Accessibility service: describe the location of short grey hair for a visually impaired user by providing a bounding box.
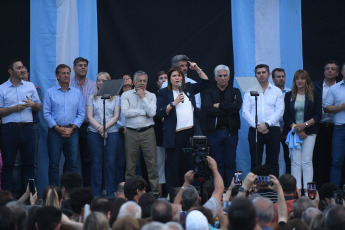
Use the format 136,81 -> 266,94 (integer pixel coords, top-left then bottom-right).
165,221 -> 183,230
214,64 -> 230,77
171,54 -> 190,67
142,222 -> 169,230
117,201 -> 142,219
181,185 -> 199,210
133,70 -> 148,82
252,197 -> 274,224
302,207 -> 322,227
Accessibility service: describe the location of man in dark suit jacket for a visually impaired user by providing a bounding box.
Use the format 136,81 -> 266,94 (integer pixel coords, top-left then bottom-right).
203,64 -> 242,187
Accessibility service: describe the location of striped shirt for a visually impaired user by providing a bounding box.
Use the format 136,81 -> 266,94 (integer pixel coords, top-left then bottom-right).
70,77 -> 96,122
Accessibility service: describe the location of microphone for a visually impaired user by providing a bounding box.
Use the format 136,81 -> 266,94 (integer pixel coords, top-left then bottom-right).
178,83 -> 184,103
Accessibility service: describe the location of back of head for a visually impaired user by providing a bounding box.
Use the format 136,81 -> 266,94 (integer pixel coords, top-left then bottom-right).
83,211 -> 109,230
228,197 -> 256,230
109,198 -> 127,227
165,221 -> 183,230
124,176 -> 147,201
36,206 -> 62,230
6,201 -> 28,230
189,205 -> 214,226
70,187 -> 94,214
252,197 -> 274,225
325,205 -> 345,230
319,183 -> 339,200
252,164 -> 272,176
291,197 -> 314,219
151,200 -> 172,223
27,206 -> 40,230
0,206 -> 16,230
302,207 -> 322,227
112,216 -> 139,230
142,221 -> 169,230
90,198 -> 112,217
186,210 -> 209,230
0,190 -> 14,206
284,219 -> 308,230
42,185 -> 62,208
181,185 -> 199,210
279,174 -> 297,194
117,201 -> 142,219
138,192 -> 156,218
60,172 -> 82,196
200,179 -> 214,205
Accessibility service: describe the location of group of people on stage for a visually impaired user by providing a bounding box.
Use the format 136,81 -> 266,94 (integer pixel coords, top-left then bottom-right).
0,55 -> 345,201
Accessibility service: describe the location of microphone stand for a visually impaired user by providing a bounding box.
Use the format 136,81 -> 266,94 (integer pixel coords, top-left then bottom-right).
101,94 -> 110,198
250,91 -> 259,167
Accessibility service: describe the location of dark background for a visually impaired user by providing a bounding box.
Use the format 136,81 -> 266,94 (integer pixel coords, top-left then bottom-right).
1,0 -> 345,86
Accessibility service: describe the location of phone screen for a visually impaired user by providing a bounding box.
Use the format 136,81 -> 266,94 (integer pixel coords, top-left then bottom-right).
29,179 -> 35,194
307,182 -> 316,200
255,176 -> 271,186
234,171 -> 242,186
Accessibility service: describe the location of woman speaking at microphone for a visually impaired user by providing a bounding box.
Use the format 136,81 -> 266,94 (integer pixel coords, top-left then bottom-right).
156,62 -> 209,200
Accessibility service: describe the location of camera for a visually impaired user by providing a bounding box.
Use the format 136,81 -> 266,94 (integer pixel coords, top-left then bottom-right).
183,136 -> 211,181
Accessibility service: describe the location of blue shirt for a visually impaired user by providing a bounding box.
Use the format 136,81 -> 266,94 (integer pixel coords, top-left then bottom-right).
0,79 -> 41,123
324,80 -> 345,125
43,85 -> 85,128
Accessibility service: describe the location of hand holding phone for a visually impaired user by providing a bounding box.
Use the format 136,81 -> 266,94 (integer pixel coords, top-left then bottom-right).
307,182 -> 316,200
28,179 -> 35,194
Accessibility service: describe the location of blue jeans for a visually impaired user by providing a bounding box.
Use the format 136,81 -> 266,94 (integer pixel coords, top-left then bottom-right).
48,128 -> 79,186
208,131 -> 238,187
88,131 -> 119,197
1,124 -> 35,191
330,125 -> 345,186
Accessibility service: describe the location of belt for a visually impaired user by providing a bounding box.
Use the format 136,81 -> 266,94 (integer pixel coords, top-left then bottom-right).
5,122 -> 34,127
127,125 -> 153,132
319,122 -> 334,128
216,126 -> 228,130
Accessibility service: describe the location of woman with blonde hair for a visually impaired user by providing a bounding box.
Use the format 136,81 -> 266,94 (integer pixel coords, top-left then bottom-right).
283,70 -> 322,193
42,185 -> 62,208
87,72 -> 121,197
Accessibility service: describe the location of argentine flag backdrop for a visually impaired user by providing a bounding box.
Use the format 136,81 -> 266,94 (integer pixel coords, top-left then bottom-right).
30,0 -> 98,192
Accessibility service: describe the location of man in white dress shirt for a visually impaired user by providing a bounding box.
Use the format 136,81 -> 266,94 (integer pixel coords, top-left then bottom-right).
121,70 -> 159,195
242,64 -> 284,177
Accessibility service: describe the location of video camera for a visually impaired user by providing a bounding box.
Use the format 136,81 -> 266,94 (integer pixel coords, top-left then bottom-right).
182,136 -> 211,182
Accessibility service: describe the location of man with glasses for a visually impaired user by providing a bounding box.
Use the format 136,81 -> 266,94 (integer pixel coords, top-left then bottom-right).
203,64 -> 242,187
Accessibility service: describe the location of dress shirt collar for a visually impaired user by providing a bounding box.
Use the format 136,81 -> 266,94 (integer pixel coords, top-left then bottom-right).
6,78 -> 24,87
56,84 -> 71,91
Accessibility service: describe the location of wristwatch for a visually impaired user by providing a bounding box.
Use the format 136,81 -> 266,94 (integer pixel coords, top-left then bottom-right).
72,126 -> 77,132
305,122 -> 309,127
265,122 -> 270,129
170,102 -> 175,108
239,186 -> 247,193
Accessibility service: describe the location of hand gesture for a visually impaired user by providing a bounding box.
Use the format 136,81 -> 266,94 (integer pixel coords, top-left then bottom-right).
174,92 -> 184,105
184,170 -> 194,185
136,89 -> 146,99
22,95 -> 35,108
206,156 -> 217,171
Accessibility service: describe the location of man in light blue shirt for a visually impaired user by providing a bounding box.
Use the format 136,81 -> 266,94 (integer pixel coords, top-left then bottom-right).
43,64 -> 84,186
324,62 -> 345,187
0,58 -> 41,192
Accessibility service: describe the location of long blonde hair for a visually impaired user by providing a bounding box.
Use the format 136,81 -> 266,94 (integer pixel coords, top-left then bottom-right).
291,69 -> 314,102
94,72 -> 114,101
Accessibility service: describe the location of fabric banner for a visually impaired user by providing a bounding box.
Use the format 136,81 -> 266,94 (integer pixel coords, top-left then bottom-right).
232,0 -> 303,175
30,0 -> 97,194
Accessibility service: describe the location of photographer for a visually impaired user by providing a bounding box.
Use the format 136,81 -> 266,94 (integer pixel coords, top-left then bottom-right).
174,156 -> 224,218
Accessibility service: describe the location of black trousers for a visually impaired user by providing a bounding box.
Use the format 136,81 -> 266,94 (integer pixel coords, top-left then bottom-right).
248,127 -> 281,177
166,128 -> 194,202
79,123 -> 91,187
313,125 -> 333,189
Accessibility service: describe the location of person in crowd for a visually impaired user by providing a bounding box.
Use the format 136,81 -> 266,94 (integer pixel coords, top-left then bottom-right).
121,70 -> 159,195
42,185 -> 62,208
112,215 -> 140,230
185,210 -> 209,230
87,72 -> 120,197
156,62 -> 209,200
109,198 -> 126,227
227,197 -> 258,230
242,64 -> 284,177
272,68 -> 291,174
252,197 -> 275,230
284,219 -> 308,230
283,69 -> 322,192
301,207 -> 322,227
83,211 -> 109,230
0,58 -> 41,193
318,182 -> 339,211
90,198 -> 112,220
124,175 -> 147,202
324,62 -> 345,187
115,182 -> 126,199
5,201 -> 28,230
70,57 -> 96,187
313,60 -> 339,189
60,172 -> 83,217
162,55 -> 201,110
203,64 -> 242,187
35,206 -> 62,230
324,205 -> 345,230
43,64 -> 84,186
273,174 -> 299,222
138,193 -> 156,219
151,200 -> 173,223
290,197 -> 314,220
174,156 -> 224,218
251,165 -> 278,202
154,70 -> 168,197
117,201 -> 142,219
69,187 -> 93,222
120,73 -> 134,94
